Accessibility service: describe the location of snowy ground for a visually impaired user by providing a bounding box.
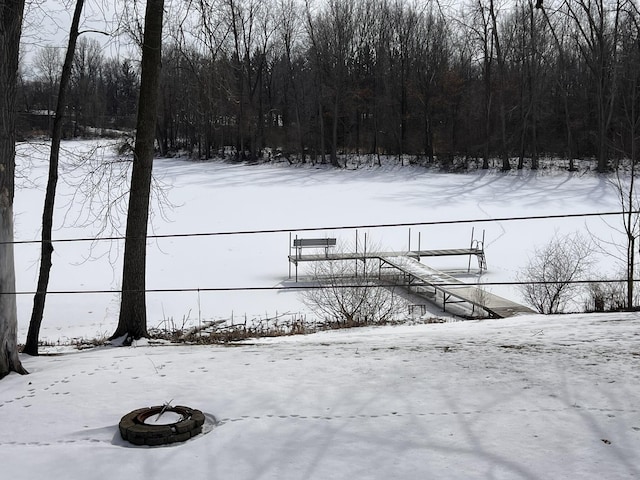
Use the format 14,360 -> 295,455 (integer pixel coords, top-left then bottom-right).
4,140 -> 640,478
2,313 -> 640,479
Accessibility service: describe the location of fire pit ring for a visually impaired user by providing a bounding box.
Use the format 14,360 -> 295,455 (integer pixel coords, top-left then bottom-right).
119,405 -> 206,446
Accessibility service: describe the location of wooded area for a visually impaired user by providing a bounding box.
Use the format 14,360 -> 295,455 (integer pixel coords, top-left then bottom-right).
16,0 -> 640,169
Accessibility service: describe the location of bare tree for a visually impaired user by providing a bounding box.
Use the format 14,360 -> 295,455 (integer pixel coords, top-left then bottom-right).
275,0 -> 306,159
302,256 -> 406,326
112,0 -> 165,343
588,6 -> 640,310
538,1 -> 579,170
170,0 -> 230,157
467,0 -> 496,169
306,0 -> 357,166
518,232 -> 593,314
512,0 -> 545,170
224,0 -> 274,160
488,0 -> 512,171
304,0 -> 328,164
388,1 -> 420,161
414,7 -> 449,163
32,46 -> 62,132
24,0 -> 85,356
69,37 -> 104,133
563,0 -> 623,173
615,5 -> 640,309
601,169 -> 640,310
0,0 -> 28,379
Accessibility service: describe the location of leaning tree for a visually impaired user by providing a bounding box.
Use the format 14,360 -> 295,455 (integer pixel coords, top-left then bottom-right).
24,0 -> 85,356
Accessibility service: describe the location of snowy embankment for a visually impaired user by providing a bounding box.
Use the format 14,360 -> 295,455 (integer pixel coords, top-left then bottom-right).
2,313 -> 639,479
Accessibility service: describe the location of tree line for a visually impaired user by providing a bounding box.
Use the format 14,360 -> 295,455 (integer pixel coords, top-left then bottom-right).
20,38 -> 139,136
17,0 -> 640,171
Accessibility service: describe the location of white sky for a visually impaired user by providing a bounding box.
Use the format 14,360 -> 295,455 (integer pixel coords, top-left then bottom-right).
21,0 -> 129,75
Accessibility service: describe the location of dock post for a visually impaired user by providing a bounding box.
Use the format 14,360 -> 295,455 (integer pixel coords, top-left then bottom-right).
364,232 -> 368,279
288,231 -> 292,279
355,229 -> 358,278
295,234 -> 299,282
480,229 -> 487,271
468,227 -> 475,273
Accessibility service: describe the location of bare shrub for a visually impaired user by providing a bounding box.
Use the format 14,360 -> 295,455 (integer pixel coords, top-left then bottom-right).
301,257 -> 407,326
584,281 -> 627,312
517,232 -> 593,314
470,277 -> 490,318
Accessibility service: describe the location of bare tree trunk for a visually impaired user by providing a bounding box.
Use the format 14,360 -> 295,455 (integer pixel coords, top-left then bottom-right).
529,2 -> 540,171
331,90 -> 340,167
539,5 -> 575,170
399,57 -> 406,161
564,94 -> 575,171
625,67 -> 638,309
304,0 -> 326,164
112,0 -> 164,343
0,0 -> 28,379
565,0 -> 621,173
229,0 -> 245,159
518,43 -> 528,171
317,90 -> 326,164
0,208 -> 26,379
489,0 -> 510,172
477,0 -> 492,170
24,0 -> 85,357
482,57 -> 491,170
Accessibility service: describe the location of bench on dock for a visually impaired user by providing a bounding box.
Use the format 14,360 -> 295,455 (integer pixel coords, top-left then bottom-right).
292,238 -> 337,258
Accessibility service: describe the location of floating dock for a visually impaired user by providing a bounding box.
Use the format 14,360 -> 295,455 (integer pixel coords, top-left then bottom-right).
287,230 -> 533,319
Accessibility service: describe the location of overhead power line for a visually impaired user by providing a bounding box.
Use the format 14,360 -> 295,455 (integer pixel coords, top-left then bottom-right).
4,278 -> 632,296
3,210 -> 636,299
6,210 -> 637,246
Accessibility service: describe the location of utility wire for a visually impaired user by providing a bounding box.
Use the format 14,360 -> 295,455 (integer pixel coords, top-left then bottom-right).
5,210 -> 637,246
4,278 -> 632,296
3,210 -> 635,297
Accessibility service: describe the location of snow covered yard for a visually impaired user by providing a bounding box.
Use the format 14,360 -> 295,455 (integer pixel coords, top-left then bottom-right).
2,313 -> 640,479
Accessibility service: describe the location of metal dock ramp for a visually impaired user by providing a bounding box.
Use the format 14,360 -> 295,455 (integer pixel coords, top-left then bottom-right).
380,256 -> 534,318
